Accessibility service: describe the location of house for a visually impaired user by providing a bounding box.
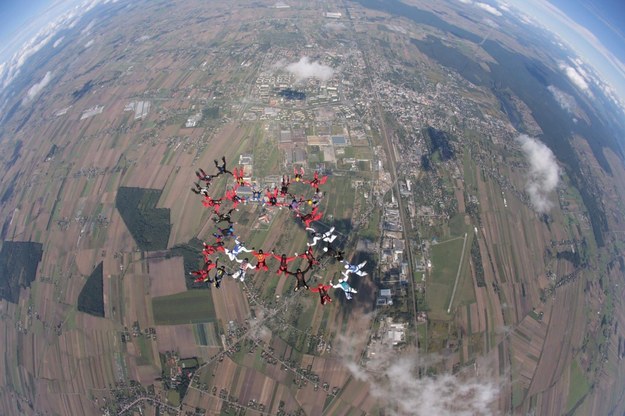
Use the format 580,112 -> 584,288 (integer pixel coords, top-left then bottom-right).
376,289 -> 393,306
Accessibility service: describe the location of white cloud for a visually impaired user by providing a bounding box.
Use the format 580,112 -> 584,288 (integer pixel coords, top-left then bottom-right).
84,39 -> 94,48
497,1 -> 510,12
558,63 -> 591,95
505,0 -> 625,104
483,18 -> 499,28
285,57 -> 334,82
457,0 -> 472,4
547,85 -> 576,114
81,19 -> 97,35
338,335 -> 500,416
476,3 -> 502,16
517,135 -> 560,213
24,71 -> 53,102
52,36 -> 64,48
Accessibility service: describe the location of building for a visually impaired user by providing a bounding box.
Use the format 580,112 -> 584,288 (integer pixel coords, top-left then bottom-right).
185,113 -> 202,128
239,153 -> 253,165
280,130 -> 292,144
292,147 -> 307,163
331,135 -> 348,146
307,135 -> 332,146
236,185 -> 254,198
386,322 -> 407,345
376,288 -> 393,306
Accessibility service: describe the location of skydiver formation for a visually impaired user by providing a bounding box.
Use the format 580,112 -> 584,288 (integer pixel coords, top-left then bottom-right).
188,156 -> 368,305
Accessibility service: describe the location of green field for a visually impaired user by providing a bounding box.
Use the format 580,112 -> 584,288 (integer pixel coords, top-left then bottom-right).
152,290 -> 217,325
427,236 -> 467,320
322,176 -> 355,228
253,133 -> 280,177
135,336 -> 155,366
115,187 -> 171,251
194,322 -> 220,346
566,359 -> 590,413
448,213 -> 469,237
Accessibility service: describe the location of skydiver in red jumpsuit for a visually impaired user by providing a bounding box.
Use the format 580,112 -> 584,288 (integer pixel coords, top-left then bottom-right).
272,252 -> 298,276
310,283 -> 333,305
252,249 -> 269,271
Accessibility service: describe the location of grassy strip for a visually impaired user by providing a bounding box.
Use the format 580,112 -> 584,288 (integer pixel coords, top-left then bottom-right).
152,290 -> 217,325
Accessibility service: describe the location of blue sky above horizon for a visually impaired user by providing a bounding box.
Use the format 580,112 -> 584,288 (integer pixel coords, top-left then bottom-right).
548,0 -> 625,63
506,0 -> 625,104
0,1 -> 49,44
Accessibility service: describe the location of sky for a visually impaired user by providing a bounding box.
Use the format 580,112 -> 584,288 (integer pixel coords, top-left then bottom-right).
1,0 -> 625,105
548,0 -> 625,63
0,1 -> 51,53
0,1 -> 48,42
0,0 -> 89,63
505,0 -> 625,105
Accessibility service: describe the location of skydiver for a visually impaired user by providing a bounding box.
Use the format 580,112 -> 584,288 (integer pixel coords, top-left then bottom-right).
296,206 -> 323,228
287,195 -> 305,211
265,187 -> 282,207
341,259 -> 368,277
211,234 -> 226,251
202,195 -> 223,213
250,186 -> 263,204
331,275 -> 358,300
285,263 -> 312,291
202,240 -> 225,261
213,208 -> 236,225
189,259 -> 219,283
309,190 -> 325,207
298,246 -> 320,267
202,242 -> 218,258
191,182 -> 210,196
217,224 -> 236,238
293,166 -> 305,182
210,265 -> 227,288
272,252 -> 298,276
232,167 -> 251,188
225,238 -> 253,261
225,187 -> 245,209
195,168 -> 215,185
322,244 -> 345,262
280,175 -> 290,196
305,170 -> 328,191
214,156 -> 233,176
190,267 -> 210,283
310,283 -> 333,305
232,257 -> 252,281
306,226 -> 337,247
252,249 -> 269,271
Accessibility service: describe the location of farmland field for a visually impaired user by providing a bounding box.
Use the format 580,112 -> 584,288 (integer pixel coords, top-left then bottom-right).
427,235 -> 470,320
152,290 -> 217,325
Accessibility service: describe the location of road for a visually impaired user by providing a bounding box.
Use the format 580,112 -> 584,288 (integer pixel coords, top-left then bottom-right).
447,232 -> 468,314
343,4 -> 419,344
